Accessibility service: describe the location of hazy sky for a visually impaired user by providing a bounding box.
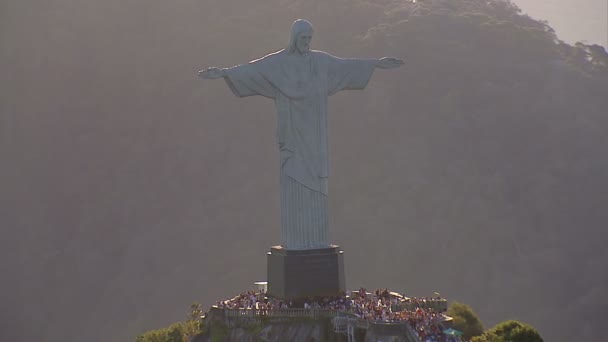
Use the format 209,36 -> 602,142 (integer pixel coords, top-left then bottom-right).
513,0 -> 607,46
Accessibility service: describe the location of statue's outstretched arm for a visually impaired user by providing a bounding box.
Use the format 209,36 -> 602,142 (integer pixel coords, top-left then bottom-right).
198,67 -> 227,79
375,57 -> 405,69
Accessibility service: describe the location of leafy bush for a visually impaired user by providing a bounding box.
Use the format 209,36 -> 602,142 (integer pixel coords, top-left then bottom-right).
447,302 -> 484,340
472,320 -> 543,342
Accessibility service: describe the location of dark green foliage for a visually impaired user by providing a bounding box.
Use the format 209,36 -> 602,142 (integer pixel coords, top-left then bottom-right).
447,302 -> 484,340
472,320 -> 543,342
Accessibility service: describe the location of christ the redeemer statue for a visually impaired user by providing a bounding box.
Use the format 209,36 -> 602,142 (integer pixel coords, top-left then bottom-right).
199,19 -> 403,250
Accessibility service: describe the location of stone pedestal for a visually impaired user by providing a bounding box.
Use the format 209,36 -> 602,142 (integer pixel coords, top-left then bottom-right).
267,245 -> 345,300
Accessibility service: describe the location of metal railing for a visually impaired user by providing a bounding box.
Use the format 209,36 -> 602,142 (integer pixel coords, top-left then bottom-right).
220,307 -> 338,319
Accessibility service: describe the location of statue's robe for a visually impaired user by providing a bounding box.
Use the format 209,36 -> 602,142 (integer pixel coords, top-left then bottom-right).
224,49 -> 376,249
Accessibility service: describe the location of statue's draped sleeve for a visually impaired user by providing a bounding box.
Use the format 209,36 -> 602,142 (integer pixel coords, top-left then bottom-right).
326,55 -> 376,96
223,55 -> 278,99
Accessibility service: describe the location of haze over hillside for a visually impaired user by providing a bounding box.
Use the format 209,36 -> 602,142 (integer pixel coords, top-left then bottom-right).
513,0 -> 607,46
1,1 -> 607,341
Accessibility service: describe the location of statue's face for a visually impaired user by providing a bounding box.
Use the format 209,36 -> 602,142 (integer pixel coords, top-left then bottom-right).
296,30 -> 313,54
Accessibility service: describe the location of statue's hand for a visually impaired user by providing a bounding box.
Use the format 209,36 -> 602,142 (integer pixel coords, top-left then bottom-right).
198,67 -> 226,79
376,57 -> 405,69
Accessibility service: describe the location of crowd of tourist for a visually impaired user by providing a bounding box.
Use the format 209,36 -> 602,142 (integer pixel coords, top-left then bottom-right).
213,287 -> 459,341
214,289 -> 352,312
349,288 -> 454,341
406,307 -> 451,342
215,290 -> 267,310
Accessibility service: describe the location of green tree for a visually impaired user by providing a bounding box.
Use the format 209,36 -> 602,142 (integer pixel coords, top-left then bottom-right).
447,302 -> 484,340
135,322 -> 185,342
135,303 -> 205,342
184,303 -> 205,339
472,320 -> 543,342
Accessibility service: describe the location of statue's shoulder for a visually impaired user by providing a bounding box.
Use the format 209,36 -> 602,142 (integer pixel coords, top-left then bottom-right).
310,50 -> 338,65
310,50 -> 331,59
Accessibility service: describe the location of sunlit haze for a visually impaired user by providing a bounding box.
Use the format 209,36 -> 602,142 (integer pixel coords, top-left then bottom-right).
514,0 -> 607,46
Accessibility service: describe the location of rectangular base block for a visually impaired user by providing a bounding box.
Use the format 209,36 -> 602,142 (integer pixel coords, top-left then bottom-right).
267,245 -> 345,300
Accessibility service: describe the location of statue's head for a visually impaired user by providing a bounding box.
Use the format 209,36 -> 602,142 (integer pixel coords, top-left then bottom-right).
288,19 -> 314,55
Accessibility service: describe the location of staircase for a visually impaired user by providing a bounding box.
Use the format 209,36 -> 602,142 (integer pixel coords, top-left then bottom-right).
333,313 -> 357,342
